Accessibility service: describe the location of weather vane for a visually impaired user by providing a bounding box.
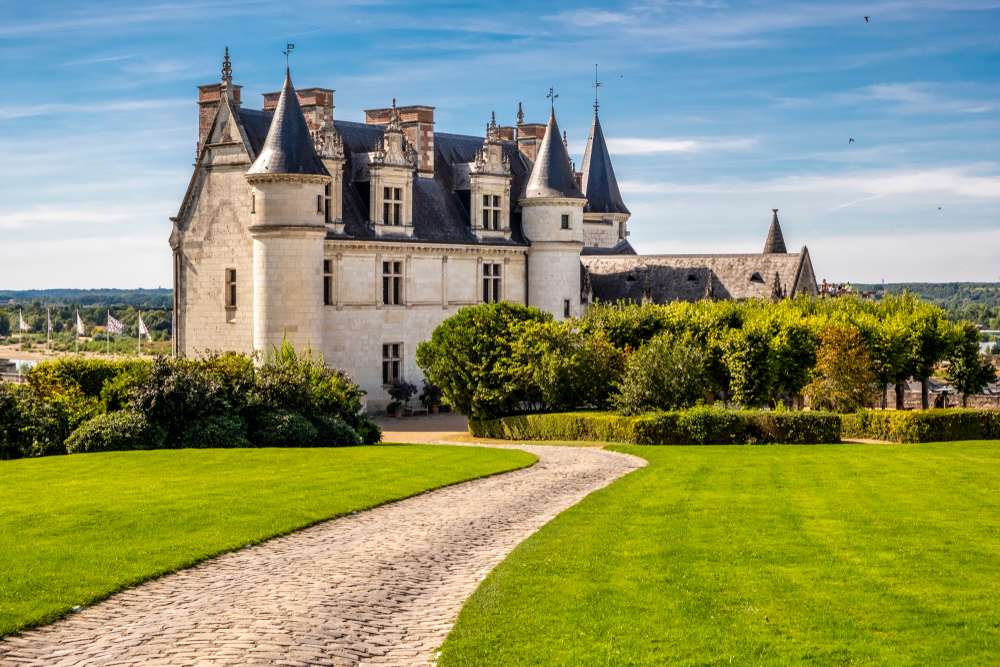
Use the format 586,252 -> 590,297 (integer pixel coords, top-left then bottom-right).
283,43 -> 295,67
547,87 -> 558,110
593,63 -> 602,112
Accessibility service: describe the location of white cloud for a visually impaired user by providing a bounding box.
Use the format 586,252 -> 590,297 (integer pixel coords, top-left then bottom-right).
0,98 -> 188,120
835,82 -> 1000,115
605,136 -> 759,154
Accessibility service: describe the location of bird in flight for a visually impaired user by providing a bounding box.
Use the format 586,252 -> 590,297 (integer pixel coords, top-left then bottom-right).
864,16 -> 869,22
849,138 -> 855,144
938,207 -> 942,210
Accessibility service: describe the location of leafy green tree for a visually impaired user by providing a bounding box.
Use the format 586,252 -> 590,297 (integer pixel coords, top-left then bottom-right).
805,324 -> 877,413
416,302 -> 551,419
614,333 -> 707,415
578,300 -> 670,351
946,322 -> 999,406
725,324 -> 776,409
770,316 -> 818,405
0,312 -> 11,338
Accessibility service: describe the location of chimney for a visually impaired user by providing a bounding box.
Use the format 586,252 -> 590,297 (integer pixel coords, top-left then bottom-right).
365,104 -> 436,178
499,126 -> 516,141
516,122 -> 546,163
197,48 -> 242,156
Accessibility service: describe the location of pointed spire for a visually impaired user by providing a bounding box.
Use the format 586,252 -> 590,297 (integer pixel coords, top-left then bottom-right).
763,209 -> 787,254
247,70 -> 329,177
580,108 -> 629,215
517,102 -> 524,125
221,47 -> 232,83
524,108 -> 585,199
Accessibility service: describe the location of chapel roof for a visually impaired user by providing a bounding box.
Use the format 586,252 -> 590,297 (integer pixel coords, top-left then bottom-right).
763,209 -> 787,254
246,70 -> 329,177
524,109 -> 586,200
582,248 -> 816,304
580,111 -> 629,215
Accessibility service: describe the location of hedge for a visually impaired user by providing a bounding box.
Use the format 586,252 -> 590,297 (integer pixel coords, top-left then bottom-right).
842,409 -> 1000,443
469,408 -> 842,445
65,411 -> 167,454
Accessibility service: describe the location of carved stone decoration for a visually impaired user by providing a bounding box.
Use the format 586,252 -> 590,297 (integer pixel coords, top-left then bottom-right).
470,112 -> 510,177
370,100 -> 416,169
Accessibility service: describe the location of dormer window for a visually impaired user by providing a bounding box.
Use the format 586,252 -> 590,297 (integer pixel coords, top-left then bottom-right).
482,195 -> 501,230
382,187 -> 402,226
686,274 -> 698,282
750,272 -> 765,283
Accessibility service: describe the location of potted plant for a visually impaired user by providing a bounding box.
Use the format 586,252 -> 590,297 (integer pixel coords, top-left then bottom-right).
420,379 -> 443,415
387,400 -> 404,419
388,379 -> 417,417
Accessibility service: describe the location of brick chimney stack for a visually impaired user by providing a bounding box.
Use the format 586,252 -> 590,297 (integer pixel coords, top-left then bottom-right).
197,48 -> 242,157
365,104 -> 436,178
263,87 -> 335,134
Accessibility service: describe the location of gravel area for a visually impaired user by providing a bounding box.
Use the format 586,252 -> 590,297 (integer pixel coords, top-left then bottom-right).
0,444 -> 645,666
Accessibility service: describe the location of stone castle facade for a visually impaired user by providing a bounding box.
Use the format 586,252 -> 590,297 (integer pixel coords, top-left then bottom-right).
170,50 -> 818,409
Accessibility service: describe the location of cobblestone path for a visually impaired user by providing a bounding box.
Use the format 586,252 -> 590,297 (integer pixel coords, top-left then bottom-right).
0,445 -> 645,667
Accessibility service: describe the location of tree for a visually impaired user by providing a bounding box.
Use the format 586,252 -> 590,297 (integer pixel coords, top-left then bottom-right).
804,324 -> 876,413
416,302 -> 552,419
578,300 -> 671,351
946,322 -> 999,407
725,324 -> 776,409
613,333 -> 707,415
770,317 -> 818,406
0,312 -> 10,338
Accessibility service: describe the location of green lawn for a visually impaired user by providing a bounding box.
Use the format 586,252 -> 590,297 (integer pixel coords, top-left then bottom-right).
0,444 -> 536,638
440,442 -> 1000,666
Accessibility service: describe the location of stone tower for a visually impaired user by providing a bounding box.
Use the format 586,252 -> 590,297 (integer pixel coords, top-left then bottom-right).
246,69 -> 331,357
580,106 -> 631,247
520,108 -> 587,320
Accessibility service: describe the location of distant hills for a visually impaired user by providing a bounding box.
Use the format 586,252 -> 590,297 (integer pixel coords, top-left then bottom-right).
0,289 -> 172,309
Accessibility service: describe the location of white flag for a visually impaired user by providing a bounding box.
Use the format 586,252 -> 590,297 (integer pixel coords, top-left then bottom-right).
138,315 -> 152,342
76,312 -> 85,335
19,311 -> 28,332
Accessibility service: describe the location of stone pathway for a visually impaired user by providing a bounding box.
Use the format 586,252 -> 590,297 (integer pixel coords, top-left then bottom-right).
0,445 -> 645,667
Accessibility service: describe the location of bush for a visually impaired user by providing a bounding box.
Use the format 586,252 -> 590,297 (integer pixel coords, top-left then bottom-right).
386,400 -> 403,414
349,415 -> 382,445
178,413 -> 251,449
0,382 -> 28,460
614,334 -> 707,415
65,411 -> 167,454
27,358 -> 145,399
469,408 -> 841,445
310,413 -> 362,447
251,409 -> 319,448
129,357 -> 231,441
842,408 -> 1000,443
19,386 -> 102,457
805,324 -> 877,413
388,379 -> 417,404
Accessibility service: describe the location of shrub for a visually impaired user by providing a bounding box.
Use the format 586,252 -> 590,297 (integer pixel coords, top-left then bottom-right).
313,370 -> 364,417
349,415 -> 382,445
386,400 -> 403,414
725,324 -> 776,409
251,409 -> 319,448
27,358 -> 145,399
843,408 -> 1000,443
388,379 -> 417,404
805,324 -> 877,413
129,357 -> 231,441
65,411 -> 167,454
416,302 -> 552,419
19,386 -> 102,457
310,414 -> 362,447
419,380 -> 443,408
614,334 -> 707,415
99,363 -> 151,412
0,382 -> 28,460
578,301 -> 671,351
178,414 -> 251,449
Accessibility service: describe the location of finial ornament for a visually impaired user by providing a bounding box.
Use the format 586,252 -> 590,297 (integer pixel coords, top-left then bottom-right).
593,63 -> 602,113
222,47 -> 232,80
563,131 -> 568,151
773,208 -> 779,213
283,43 -> 295,67
517,102 -> 524,125
547,87 -> 558,109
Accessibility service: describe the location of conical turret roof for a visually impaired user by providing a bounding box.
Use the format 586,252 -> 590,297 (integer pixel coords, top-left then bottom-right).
763,209 -> 787,254
247,70 -> 329,177
524,108 -> 584,199
580,111 -> 629,215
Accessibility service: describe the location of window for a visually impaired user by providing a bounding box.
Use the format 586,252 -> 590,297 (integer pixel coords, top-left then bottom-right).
317,194 -> 323,213
382,343 -> 402,384
383,187 -> 390,224
483,263 -> 502,303
564,299 -> 571,318
324,184 -> 332,223
225,269 -> 236,307
251,194 -> 256,214
393,188 -> 402,225
619,221 -> 625,239
323,259 -> 333,306
561,214 -> 570,229
482,194 -> 501,230
382,261 -> 403,305
381,187 -> 402,226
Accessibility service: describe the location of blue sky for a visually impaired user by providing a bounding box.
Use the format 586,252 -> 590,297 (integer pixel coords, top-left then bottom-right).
1,0 -> 997,289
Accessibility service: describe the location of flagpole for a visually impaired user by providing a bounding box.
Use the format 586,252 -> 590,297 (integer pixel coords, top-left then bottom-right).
76,310 -> 79,355
18,309 -> 22,378
138,311 -> 142,356
107,310 -> 110,356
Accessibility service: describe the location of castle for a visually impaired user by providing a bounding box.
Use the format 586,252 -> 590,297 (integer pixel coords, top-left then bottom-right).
170,51 -> 818,409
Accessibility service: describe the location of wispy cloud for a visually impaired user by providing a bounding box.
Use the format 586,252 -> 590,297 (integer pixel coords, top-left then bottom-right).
0,99 -> 188,120
836,82 -> 1000,115
605,136 -> 759,154
58,54 -> 139,67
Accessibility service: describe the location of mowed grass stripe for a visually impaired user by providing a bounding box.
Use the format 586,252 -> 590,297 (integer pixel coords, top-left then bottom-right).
0,445 -> 537,638
439,443 -> 1000,666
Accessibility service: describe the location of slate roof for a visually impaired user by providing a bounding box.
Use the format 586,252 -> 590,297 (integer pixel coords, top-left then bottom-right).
247,71 -> 329,177
580,111 -> 629,215
581,239 -> 638,256
582,249 -> 816,304
524,109 -> 585,199
763,209 -> 787,254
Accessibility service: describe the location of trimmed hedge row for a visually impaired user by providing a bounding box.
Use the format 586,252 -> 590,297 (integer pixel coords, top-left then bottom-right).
842,409 -> 1000,443
469,408 -> 842,445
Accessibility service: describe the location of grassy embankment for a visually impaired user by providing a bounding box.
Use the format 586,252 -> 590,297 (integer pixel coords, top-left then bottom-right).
441,442 -> 1000,666
0,445 -> 536,637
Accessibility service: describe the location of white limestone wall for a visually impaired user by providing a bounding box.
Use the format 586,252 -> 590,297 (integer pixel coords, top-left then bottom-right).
526,244 -> 583,321
520,199 -> 583,244
250,180 -> 327,226
583,222 -> 618,248
176,167 -> 256,356
321,243 -> 526,409
252,228 -> 326,356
